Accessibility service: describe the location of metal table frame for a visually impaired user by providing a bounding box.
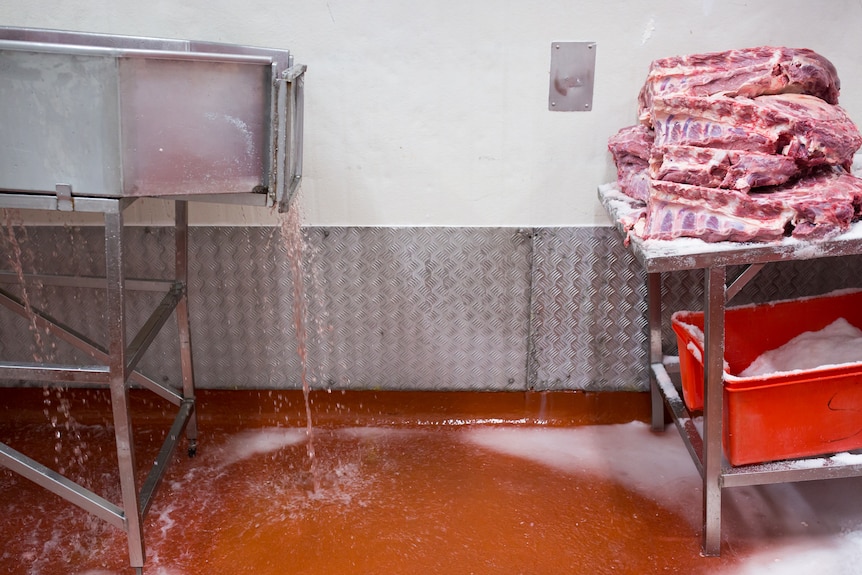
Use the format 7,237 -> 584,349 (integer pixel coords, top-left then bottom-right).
0,194 -> 198,574
600,185 -> 862,555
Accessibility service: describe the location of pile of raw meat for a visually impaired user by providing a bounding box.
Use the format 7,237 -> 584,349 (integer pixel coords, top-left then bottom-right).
608,46 -> 862,243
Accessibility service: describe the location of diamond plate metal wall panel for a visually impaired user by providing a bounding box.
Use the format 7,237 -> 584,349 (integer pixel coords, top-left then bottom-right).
305,227 -> 532,391
0,226 -> 106,367
0,225 -> 183,382
3,224 -> 862,392
186,225 -> 308,390
530,227 -> 649,391
527,228 -> 862,392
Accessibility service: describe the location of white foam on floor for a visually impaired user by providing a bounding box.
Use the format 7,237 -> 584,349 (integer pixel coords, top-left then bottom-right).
728,533 -> 862,575
464,422 -> 862,574
216,427 -> 307,467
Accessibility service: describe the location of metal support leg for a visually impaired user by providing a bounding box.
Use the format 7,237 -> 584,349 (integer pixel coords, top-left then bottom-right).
702,266 -> 726,556
174,201 -> 198,456
0,195 -> 199,572
104,206 -> 145,569
648,272 -> 664,431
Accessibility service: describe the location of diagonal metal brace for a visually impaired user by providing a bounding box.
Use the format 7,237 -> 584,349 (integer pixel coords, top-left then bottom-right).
0,286 -> 183,405
725,263 -> 766,304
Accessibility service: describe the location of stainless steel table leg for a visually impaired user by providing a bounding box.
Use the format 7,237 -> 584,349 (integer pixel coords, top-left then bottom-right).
648,272 -> 664,431
174,200 -> 198,456
702,266 -> 726,556
104,205 -> 146,568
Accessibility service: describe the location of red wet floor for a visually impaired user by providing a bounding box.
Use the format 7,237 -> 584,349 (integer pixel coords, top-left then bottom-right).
1,388 -> 861,575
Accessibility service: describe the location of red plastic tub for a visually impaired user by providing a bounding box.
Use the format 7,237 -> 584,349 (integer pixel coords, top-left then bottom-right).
671,289 -> 862,466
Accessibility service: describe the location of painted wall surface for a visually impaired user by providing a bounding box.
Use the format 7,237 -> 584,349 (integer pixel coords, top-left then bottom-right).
3,1 -> 862,227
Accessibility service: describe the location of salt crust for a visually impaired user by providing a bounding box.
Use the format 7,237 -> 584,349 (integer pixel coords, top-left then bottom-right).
671,288 -> 862,379
740,318 -> 862,377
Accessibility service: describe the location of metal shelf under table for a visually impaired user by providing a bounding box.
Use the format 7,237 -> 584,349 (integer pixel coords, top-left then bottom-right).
598,184 -> 862,556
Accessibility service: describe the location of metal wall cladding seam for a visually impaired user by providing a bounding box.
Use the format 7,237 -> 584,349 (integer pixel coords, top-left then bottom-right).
3,225 -> 862,392
529,227 -> 649,392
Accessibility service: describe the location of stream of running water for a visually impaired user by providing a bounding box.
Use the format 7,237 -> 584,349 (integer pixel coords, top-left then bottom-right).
279,200 -> 319,489
2,200 -> 322,487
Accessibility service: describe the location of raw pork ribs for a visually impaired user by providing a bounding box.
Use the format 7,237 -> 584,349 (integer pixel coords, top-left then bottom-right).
608,46 -> 862,243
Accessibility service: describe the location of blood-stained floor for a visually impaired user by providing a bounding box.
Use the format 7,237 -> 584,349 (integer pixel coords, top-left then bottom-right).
1,388 -> 860,575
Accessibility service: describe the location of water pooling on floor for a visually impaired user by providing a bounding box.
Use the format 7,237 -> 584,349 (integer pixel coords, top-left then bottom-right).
5,389 -> 862,574
6,207 -> 862,574
0,391 -> 691,575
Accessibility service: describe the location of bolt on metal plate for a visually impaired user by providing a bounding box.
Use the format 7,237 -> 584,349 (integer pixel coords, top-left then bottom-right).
549,42 -> 596,112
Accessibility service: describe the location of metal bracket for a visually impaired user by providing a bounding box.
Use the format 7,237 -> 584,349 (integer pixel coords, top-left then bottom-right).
55,183 -> 74,211
283,63 -> 307,83
273,63 -> 306,212
549,42 -> 596,112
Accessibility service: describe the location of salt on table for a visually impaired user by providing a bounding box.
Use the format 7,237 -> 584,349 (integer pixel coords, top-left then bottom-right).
740,318 -> 862,377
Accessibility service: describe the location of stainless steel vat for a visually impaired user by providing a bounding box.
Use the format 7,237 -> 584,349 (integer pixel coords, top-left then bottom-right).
0,26 -> 304,210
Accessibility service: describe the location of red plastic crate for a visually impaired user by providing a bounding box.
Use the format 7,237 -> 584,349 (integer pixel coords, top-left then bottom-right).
671,289 -> 862,466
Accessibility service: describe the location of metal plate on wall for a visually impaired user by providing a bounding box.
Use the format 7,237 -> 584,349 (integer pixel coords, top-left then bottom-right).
548,42 -> 596,112
4,225 -> 862,392
0,226 -> 533,392
529,227 -> 649,391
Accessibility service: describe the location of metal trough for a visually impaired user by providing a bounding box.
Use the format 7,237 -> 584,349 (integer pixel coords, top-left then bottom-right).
0,26 -> 304,210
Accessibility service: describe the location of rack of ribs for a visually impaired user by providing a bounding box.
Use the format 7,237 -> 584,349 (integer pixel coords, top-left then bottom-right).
608,46 -> 862,243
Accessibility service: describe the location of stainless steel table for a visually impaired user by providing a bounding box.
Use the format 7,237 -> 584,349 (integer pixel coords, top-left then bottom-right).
599,184 -> 862,555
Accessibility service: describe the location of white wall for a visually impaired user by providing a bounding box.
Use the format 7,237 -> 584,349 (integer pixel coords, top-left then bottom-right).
3,0 -> 862,227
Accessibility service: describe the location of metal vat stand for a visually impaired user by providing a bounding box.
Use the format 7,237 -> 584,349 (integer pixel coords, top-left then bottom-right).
0,194 -> 198,574
599,185 -> 862,556
0,26 -> 306,572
